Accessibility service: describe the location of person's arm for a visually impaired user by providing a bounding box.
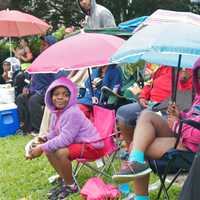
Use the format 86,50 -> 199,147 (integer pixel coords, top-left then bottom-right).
20,51 -> 33,62
67,70 -> 78,79
138,85 -> 152,108
100,9 -> 116,28
40,111 -> 81,152
139,85 -> 151,100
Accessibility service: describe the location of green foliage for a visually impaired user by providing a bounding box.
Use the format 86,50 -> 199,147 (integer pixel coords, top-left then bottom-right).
52,26 -> 66,41
1,135 -> 181,200
29,36 -> 42,58
6,0 -> 200,30
0,40 -> 10,62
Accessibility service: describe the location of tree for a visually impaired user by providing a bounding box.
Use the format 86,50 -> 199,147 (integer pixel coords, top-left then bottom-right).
0,0 -> 11,10
7,0 -> 200,29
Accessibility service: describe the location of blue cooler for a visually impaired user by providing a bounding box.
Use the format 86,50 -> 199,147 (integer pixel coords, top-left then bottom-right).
0,103 -> 20,137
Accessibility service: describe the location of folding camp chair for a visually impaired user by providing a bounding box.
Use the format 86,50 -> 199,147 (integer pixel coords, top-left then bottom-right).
149,119 -> 200,200
73,105 -> 120,190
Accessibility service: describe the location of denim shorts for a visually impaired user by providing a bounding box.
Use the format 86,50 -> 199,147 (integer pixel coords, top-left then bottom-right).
116,102 -> 143,127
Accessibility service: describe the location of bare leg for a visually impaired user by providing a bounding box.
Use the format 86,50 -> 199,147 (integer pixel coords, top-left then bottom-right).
133,136 -> 186,196
133,175 -> 150,196
45,148 -> 73,185
132,111 -> 173,153
118,121 -> 134,148
131,111 -> 187,196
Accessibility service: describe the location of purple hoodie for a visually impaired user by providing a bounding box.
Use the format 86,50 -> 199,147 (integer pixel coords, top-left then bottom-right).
41,77 -> 103,152
172,58 -> 200,152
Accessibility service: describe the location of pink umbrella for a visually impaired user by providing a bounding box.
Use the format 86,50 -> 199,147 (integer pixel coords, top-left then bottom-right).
0,9 -> 49,37
27,33 -> 125,73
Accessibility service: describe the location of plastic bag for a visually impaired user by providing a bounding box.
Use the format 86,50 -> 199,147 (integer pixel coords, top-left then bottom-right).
81,177 -> 121,200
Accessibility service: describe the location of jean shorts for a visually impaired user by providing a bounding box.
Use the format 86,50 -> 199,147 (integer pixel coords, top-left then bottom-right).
116,102 -> 143,127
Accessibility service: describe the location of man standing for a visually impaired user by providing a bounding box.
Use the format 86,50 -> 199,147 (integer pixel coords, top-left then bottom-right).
77,0 -> 116,28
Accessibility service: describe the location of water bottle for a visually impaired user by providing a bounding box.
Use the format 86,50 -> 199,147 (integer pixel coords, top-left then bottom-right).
118,183 -> 130,198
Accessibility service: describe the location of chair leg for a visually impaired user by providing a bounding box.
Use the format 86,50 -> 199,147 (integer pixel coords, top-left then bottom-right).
84,163 -> 112,179
166,169 -> 182,191
157,173 -> 170,200
72,173 -> 81,191
154,160 -> 171,200
73,162 -> 84,177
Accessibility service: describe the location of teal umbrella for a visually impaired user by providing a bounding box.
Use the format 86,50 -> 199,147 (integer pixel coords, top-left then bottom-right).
111,22 -> 200,68
111,22 -> 200,101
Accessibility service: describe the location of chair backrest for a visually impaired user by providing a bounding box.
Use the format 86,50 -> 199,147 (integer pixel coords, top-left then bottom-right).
92,105 -> 117,155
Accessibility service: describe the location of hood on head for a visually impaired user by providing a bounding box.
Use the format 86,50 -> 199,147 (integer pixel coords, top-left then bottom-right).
192,57 -> 200,95
77,0 -> 96,15
45,77 -> 77,112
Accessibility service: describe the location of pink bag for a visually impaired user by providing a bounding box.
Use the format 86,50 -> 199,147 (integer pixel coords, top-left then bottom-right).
80,177 -> 121,200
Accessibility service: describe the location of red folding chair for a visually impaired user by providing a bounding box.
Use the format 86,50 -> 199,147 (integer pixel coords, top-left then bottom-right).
73,105 -> 120,190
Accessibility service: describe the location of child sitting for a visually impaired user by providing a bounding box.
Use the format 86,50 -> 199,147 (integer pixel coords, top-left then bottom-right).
27,77 -> 104,199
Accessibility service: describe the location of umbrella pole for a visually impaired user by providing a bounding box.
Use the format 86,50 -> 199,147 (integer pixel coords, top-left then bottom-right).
172,54 -> 182,103
9,37 -> 12,57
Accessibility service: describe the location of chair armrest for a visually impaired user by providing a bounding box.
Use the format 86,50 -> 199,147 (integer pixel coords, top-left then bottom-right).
101,86 -> 127,99
84,131 -> 121,144
181,119 -> 200,131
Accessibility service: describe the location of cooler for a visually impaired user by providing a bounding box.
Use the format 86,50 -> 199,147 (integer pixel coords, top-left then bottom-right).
0,103 -> 20,137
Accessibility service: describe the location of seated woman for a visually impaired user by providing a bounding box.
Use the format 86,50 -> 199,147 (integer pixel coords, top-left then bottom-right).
78,64 -> 122,118
12,38 -> 33,70
112,59 -> 200,200
116,66 -> 192,148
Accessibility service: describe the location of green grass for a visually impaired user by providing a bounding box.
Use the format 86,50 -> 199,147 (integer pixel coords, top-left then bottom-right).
0,135 -> 181,200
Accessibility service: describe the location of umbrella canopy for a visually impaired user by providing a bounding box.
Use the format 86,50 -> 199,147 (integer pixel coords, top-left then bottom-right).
111,22 -> 200,68
27,33 -> 125,73
118,16 -> 148,32
0,9 -> 49,37
137,9 -> 200,30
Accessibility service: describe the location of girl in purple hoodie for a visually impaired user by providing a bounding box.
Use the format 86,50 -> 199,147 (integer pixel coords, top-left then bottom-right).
28,77 -> 104,199
112,58 -> 200,200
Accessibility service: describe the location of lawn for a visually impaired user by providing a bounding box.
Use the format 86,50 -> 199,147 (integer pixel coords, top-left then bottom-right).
0,135 -> 181,200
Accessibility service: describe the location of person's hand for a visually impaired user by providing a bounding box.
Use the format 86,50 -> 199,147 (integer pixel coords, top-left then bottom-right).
92,96 -> 99,104
37,136 -> 48,143
167,115 -> 179,129
167,102 -> 180,118
2,71 -> 9,81
22,87 -> 29,96
139,98 -> 148,108
27,145 -> 43,160
92,80 -> 97,89
129,84 -> 142,95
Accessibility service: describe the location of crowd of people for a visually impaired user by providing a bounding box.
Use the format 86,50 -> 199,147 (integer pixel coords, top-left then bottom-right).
1,0 -> 200,200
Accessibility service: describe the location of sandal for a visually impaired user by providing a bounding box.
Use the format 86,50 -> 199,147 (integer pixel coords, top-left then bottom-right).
47,179 -> 64,200
58,184 -> 78,199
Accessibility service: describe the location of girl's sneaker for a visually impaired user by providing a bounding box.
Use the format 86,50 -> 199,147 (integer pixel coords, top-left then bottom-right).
112,161 -> 152,183
58,184 -> 78,199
